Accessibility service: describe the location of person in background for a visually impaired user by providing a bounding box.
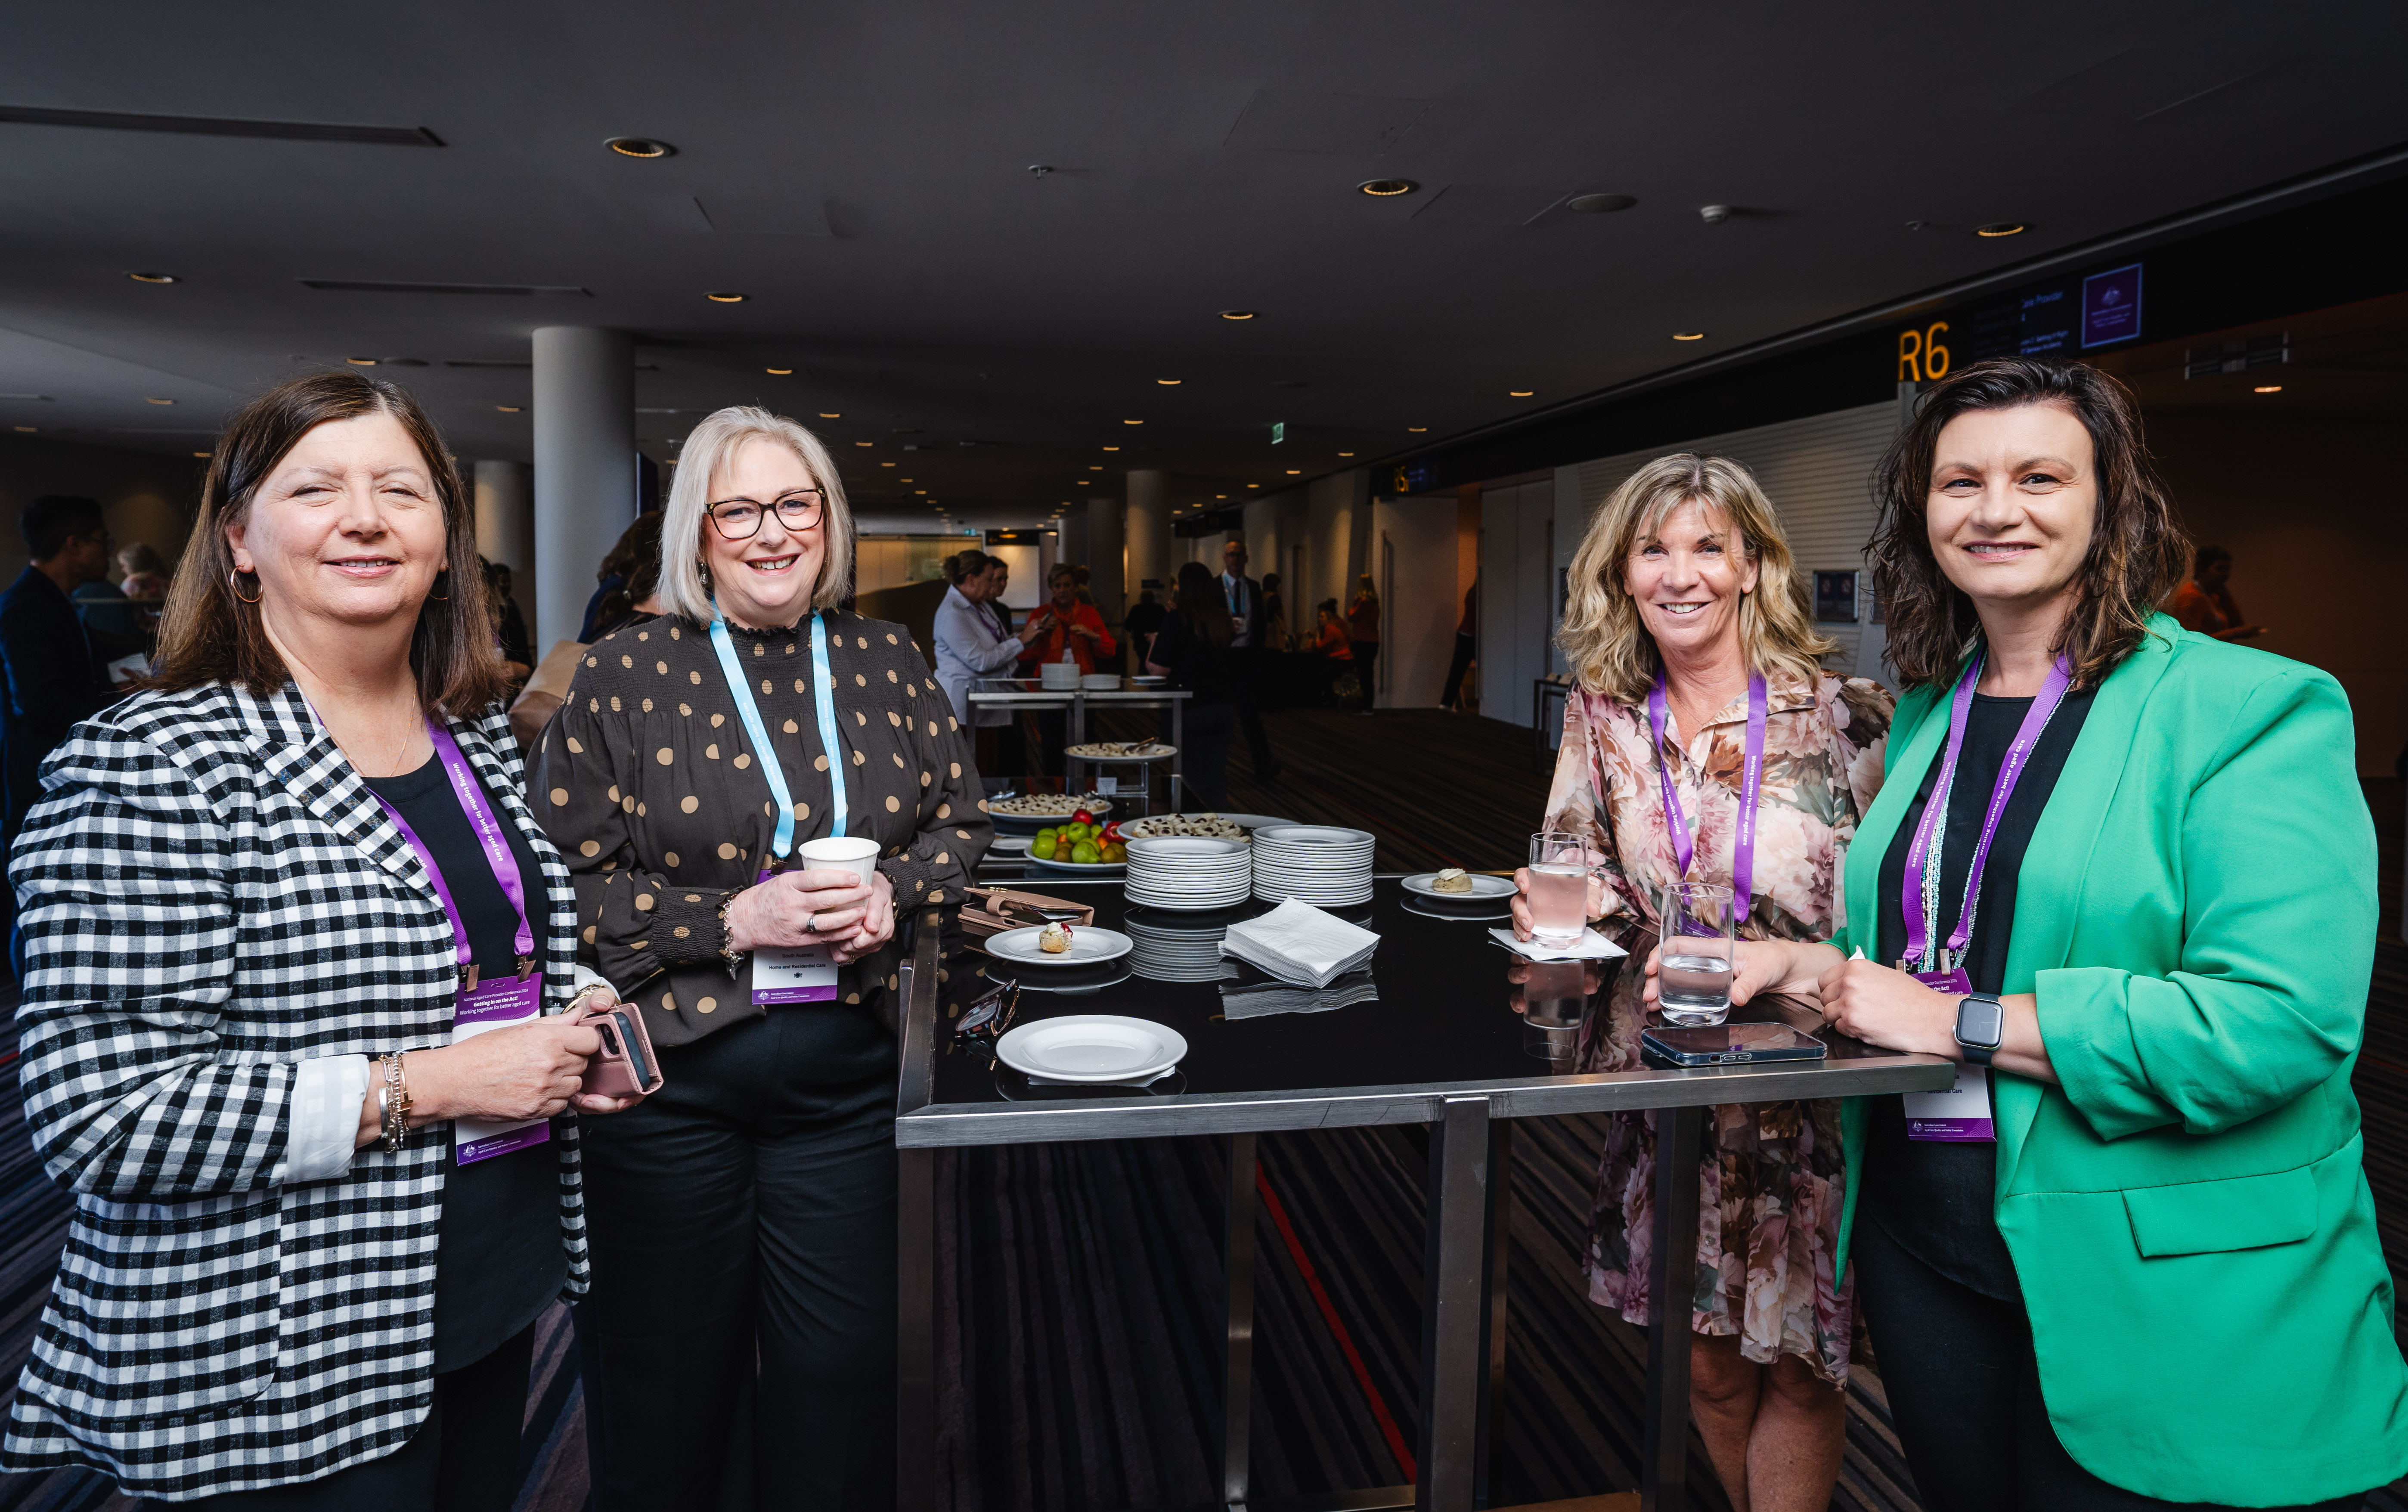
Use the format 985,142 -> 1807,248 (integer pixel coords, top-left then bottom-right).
1070,561 -> 1095,607
1512,452 -> 1894,1512
1123,584 -> 1167,665
1261,570 -> 1290,651
0,371 -> 630,1509
1221,539 -> 1282,782
72,570 -> 148,673
1441,583 -> 1478,712
1019,562 -> 1115,673
1148,560 -> 1237,809
933,547 -> 1042,780
1,496 -> 115,852
1310,598 -> 1352,705
585,513 -> 663,642
579,513 -> 661,643
2166,544 -> 2265,642
483,559 -> 533,678
116,542 -> 170,600
1708,358 -> 2405,1509
1346,573 -> 1381,713
535,405 -> 988,1511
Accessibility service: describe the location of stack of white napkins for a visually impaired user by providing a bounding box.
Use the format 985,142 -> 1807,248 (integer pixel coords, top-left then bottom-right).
1488,926 -> 1629,962
1220,898 -> 1380,987
1222,968 -> 1381,1019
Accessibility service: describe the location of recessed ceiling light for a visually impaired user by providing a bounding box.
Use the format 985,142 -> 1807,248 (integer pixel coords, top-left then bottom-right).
192,450 -> 213,459
765,367 -> 792,375
880,461 -> 896,467
346,357 -> 378,366
1219,310 -> 1256,320
1358,178 -> 1419,197
1102,445 -> 1120,452
1246,483 -> 1261,489
915,490 -> 927,495
1123,418 -> 1144,425
705,291 -> 747,303
1407,425 -> 1427,433
606,137 -> 674,158
146,397 -> 174,406
1337,451 -> 1354,457
2254,384 -> 2283,393
1157,378 -> 1181,386
1215,493 -> 1228,499
854,440 -> 873,447
1508,390 -> 1534,398
1672,332 -> 1707,341
818,411 -> 841,418
126,270 -> 179,284
900,477 -> 913,482
1975,222 -> 2025,238
1088,465 -> 1103,470
1285,469 -> 1302,475
496,404 -> 523,413
12,425 -> 35,433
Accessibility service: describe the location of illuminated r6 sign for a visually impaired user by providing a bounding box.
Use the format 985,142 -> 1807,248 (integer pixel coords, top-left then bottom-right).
1897,322 -> 1951,382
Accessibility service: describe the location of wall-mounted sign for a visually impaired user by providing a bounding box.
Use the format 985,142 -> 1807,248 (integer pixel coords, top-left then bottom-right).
1391,459 -> 1437,493
2081,263 -> 2143,349
1271,421 -> 1285,444
1897,322 -> 1951,381
1813,570 -> 1859,624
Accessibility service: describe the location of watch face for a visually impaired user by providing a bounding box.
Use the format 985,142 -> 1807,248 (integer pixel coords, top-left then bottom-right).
1960,998 -> 2006,1048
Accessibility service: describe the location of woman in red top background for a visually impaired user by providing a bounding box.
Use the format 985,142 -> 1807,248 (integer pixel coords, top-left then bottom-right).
1018,562 -> 1118,674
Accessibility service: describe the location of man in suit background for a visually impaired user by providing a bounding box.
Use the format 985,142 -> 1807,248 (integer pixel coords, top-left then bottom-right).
1221,538 -> 1281,784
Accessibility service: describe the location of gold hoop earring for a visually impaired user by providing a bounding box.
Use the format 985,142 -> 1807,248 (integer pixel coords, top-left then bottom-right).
229,568 -> 263,604
428,570 -> 450,602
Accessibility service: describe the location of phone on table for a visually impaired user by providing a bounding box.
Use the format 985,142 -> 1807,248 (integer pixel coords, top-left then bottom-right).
1640,1022 -> 1827,1069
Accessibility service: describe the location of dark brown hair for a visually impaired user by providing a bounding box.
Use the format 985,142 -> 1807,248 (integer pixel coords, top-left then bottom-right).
1867,357 -> 2188,691
150,371 -> 508,716
1172,560 -> 1233,647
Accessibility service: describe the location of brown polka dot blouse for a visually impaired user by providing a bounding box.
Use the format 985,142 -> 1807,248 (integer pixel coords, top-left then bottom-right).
530,610 -> 992,1047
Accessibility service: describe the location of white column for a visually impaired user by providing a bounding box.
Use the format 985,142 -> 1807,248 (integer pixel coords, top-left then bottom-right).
1085,497 -> 1125,624
1124,470 -> 1171,603
472,459 -> 535,629
533,327 -> 635,650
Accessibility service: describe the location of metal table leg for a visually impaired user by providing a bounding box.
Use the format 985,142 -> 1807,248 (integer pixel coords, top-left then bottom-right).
1170,697 -> 1185,810
1476,1119 -> 1513,1507
1417,1096 -> 1492,1512
1639,1105 -> 1706,1512
895,931 -> 940,1512
1225,1132 -> 1260,1508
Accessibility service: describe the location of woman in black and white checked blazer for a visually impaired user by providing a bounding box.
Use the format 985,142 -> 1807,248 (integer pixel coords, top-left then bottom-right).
1,373 -> 639,1509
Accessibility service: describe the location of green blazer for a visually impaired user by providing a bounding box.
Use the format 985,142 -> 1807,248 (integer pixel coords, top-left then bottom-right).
1833,616 -> 2408,1505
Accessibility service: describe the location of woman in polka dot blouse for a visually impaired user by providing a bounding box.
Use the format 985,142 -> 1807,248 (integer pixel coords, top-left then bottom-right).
531,407 -> 989,1511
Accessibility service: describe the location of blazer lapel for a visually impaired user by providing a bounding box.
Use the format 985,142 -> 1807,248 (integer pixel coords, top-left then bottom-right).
247,683 -> 436,901
1993,618 -> 2180,1186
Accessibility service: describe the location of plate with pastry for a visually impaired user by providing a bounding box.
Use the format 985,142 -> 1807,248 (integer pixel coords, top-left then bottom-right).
1402,868 -> 1517,900
982,922 -> 1134,967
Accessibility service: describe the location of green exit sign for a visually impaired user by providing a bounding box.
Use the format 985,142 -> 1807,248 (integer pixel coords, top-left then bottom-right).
1271,422 -> 1284,444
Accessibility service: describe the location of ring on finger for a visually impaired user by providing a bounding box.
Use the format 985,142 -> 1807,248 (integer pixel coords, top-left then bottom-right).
803,911 -> 818,933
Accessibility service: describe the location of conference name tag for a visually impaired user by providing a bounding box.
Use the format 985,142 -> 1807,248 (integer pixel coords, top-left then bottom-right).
451,973 -> 550,1165
753,943 -> 840,1006
1905,1063 -> 1994,1142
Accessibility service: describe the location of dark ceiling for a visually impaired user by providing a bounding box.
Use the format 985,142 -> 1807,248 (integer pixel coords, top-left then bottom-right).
2,1 -> 2403,531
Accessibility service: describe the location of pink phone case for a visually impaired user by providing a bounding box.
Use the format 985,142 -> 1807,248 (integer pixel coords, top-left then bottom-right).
581,1005 -> 664,1097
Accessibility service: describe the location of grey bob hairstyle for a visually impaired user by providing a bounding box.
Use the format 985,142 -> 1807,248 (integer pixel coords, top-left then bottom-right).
656,406 -> 855,621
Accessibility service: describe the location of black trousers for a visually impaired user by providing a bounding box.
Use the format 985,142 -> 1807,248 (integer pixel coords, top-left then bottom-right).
578,1004 -> 899,1512
1348,640 -> 1379,709
1853,1216 -> 2363,1512
1180,702 -> 1235,810
151,1324 -> 533,1512
1440,632 -> 1475,709
1228,647 -> 1277,774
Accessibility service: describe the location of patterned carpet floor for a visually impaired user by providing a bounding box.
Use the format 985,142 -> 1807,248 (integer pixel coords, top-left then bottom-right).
2,719 -> 2403,1512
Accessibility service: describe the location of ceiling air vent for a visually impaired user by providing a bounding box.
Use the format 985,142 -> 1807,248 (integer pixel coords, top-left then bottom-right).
300,281 -> 590,296
0,105 -> 440,146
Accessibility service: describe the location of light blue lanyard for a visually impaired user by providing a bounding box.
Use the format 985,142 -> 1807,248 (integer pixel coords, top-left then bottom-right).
707,607 -> 848,861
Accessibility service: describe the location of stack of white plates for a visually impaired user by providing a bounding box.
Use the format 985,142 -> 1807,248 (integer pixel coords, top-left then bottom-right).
1250,825 -> 1376,907
1124,910 -> 1243,982
1124,835 -> 1252,911
1040,661 -> 1082,690
1080,672 -> 1121,691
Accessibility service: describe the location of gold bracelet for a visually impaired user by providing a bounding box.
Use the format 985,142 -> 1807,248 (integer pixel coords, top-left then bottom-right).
380,1052 -> 412,1154
564,982 -> 615,1017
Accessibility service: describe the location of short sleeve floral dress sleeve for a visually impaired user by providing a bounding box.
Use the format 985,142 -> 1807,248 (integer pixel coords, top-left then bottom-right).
1544,671 -> 1893,1385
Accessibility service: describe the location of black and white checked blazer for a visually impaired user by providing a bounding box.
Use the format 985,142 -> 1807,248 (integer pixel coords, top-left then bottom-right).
1,681 -> 588,1500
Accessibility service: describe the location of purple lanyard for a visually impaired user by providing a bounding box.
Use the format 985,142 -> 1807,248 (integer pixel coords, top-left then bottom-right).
368,720 -> 537,988
1900,653 -> 2073,972
1646,672 -> 1768,905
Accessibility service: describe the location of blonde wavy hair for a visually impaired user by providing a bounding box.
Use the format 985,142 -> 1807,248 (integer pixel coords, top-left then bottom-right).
657,406 -> 855,622
1556,452 -> 1833,703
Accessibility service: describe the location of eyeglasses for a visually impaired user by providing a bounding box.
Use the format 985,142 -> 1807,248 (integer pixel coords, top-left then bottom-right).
705,489 -> 825,539
951,976 -> 1020,1059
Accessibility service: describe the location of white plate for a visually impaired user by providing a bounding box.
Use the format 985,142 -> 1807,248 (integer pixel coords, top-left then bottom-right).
1127,889 -> 1252,908
988,834 -> 1033,855
1402,895 -> 1514,922
996,1014 -> 1188,1083
1127,835 -> 1247,859
1064,743 -> 1177,761
984,925 -> 1134,967
1027,855 -> 1129,877
1253,824 -> 1376,846
1401,871 -> 1516,900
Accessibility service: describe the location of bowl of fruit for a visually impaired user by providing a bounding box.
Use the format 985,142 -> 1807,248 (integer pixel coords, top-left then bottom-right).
1027,809 -> 1129,874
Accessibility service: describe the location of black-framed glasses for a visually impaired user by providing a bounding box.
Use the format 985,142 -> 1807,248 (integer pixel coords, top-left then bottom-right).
705,489 -> 825,539
951,976 -> 1020,1054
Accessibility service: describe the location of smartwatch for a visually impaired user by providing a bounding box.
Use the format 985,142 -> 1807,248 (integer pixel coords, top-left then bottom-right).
1954,993 -> 2005,1067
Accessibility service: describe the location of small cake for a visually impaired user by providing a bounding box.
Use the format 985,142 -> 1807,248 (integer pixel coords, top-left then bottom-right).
1038,922 -> 1074,954
1432,868 -> 1474,893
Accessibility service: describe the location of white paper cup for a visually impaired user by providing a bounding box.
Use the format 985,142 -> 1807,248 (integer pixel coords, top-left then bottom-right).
798,836 -> 880,889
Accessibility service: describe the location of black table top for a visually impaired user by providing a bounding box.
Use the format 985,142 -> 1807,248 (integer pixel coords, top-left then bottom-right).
896,877 -> 1954,1147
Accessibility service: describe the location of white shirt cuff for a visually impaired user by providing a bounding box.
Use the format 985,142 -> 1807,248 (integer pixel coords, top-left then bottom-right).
287,1053 -> 371,1183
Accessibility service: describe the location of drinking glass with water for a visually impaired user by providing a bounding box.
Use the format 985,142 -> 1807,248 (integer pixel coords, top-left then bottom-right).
1658,881 -> 1736,1025
1525,831 -> 1599,943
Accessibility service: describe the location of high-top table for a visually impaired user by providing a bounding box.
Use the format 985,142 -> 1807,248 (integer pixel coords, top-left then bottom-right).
965,675 -> 1193,800
892,879 -> 1952,1512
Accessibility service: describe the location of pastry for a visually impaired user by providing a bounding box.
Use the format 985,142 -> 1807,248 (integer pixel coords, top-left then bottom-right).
1432,868 -> 1473,893
1038,922 -> 1073,954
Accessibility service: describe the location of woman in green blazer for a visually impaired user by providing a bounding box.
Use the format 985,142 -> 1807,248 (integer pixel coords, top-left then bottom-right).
1667,358 -> 2407,1510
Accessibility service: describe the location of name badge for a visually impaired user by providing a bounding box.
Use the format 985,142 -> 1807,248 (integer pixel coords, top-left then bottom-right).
1905,1063 -> 1994,1142
450,973 -> 550,1165
753,943 -> 840,1006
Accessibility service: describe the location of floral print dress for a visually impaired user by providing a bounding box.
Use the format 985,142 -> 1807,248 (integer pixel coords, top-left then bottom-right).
1546,671 -> 1893,1384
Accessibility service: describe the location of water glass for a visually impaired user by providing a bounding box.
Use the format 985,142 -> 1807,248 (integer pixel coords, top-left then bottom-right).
1525,831 -> 1598,944
1658,881 -> 1736,1025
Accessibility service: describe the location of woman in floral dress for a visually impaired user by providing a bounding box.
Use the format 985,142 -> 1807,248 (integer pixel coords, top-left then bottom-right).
1511,454 -> 1892,1512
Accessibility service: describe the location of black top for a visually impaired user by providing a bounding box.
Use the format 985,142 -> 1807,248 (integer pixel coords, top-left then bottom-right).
1865,685 -> 2095,1300
0,567 -> 112,833
363,751 -> 565,1373
1149,612 -> 1235,705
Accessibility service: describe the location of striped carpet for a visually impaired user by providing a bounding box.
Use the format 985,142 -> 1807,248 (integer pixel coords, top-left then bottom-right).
3,722 -> 2404,1512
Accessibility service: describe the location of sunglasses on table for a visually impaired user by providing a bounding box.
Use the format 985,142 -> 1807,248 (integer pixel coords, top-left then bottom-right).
705,489 -> 826,539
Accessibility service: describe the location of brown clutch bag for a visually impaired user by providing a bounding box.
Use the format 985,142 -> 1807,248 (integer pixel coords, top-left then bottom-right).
581,1004 -> 665,1098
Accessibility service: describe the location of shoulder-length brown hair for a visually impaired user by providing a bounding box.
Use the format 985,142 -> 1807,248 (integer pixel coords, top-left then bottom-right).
151,371 -> 508,716
1868,358 -> 2188,691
